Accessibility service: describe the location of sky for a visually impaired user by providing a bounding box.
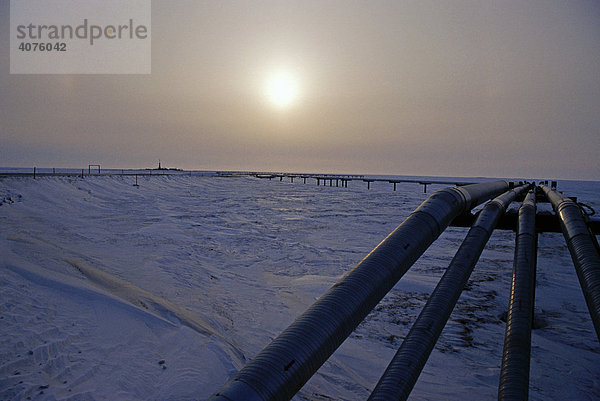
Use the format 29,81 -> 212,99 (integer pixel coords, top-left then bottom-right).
1,1 -> 599,180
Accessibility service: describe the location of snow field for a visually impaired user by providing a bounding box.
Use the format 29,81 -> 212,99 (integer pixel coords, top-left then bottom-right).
0,174 -> 598,400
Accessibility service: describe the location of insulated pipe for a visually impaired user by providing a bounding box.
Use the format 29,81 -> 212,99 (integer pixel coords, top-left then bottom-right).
540,185 -> 600,341
209,181 -> 510,401
368,184 -> 528,401
498,189 -> 537,400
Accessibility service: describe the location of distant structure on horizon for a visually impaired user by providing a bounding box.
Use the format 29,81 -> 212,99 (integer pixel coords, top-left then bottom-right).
150,159 -> 182,171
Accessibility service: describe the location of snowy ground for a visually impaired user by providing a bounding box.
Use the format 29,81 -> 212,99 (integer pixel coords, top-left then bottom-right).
0,173 -> 598,400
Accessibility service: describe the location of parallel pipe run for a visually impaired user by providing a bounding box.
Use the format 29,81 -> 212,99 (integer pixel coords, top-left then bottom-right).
368,185 -> 528,401
540,185 -> 600,341
209,181 -> 510,401
499,190 -> 537,401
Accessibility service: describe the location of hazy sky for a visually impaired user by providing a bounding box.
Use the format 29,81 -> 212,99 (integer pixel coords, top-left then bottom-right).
1,1 -> 599,179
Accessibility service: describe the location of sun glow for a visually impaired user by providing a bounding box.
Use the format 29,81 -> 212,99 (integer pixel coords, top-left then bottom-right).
264,71 -> 299,109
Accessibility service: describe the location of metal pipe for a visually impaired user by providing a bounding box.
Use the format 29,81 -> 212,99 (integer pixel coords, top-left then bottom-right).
540,185 -> 600,340
498,190 -> 537,400
209,181 -> 510,401
368,185 -> 528,401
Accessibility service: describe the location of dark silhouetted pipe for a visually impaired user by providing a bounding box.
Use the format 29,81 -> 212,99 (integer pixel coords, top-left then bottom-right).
540,185 -> 600,341
368,184 -> 528,401
209,181 -> 510,401
498,190 -> 537,401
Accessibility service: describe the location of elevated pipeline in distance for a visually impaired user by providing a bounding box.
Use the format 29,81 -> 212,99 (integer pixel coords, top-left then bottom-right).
540,185 -> 600,341
498,189 -> 537,400
368,184 -> 529,401
209,181 -> 510,401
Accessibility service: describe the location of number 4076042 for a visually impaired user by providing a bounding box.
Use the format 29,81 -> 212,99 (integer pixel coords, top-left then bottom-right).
18,42 -> 67,51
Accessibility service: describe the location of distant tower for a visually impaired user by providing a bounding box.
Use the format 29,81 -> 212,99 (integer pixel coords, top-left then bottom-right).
158,159 -> 162,169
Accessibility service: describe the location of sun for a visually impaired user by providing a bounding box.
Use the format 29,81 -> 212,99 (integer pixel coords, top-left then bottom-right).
264,71 -> 299,109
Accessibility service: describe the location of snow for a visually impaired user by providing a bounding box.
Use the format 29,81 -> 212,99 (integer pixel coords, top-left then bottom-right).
1,172 -> 598,400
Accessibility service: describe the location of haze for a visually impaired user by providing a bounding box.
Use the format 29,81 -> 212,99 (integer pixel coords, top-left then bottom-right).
1,1 -> 599,180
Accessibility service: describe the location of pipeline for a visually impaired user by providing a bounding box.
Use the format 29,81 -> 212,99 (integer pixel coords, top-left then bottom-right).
498,190 -> 537,400
368,184 -> 529,401
209,181 -> 510,401
540,185 -> 600,341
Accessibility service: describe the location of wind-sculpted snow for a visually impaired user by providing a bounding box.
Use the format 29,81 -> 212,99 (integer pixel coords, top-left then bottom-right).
65,258 -> 245,359
0,174 -> 598,400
